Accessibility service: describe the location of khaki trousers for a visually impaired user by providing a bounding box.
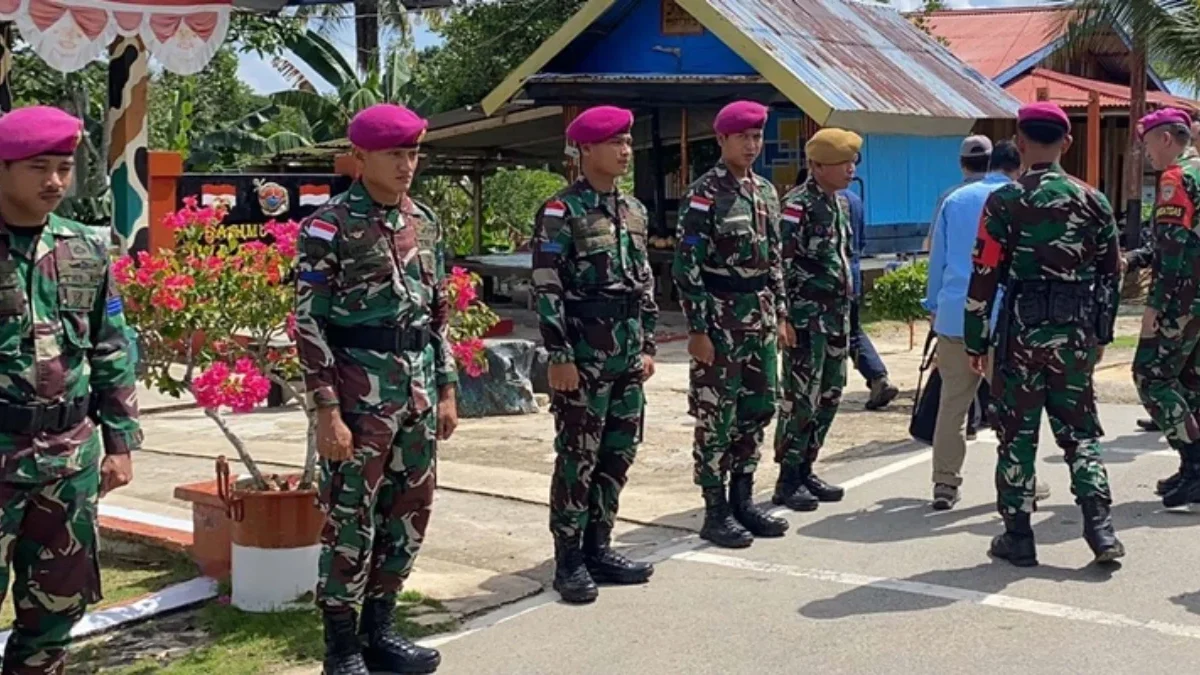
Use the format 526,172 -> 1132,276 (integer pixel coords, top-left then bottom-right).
931,335 -> 990,487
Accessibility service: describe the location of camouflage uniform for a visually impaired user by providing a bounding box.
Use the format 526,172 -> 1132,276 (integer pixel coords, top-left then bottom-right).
294,181 -> 455,614
673,161 -> 789,547
965,161 -> 1122,564
531,179 -> 656,548
1133,158 -> 1200,506
772,180 -> 853,510
0,215 -> 141,673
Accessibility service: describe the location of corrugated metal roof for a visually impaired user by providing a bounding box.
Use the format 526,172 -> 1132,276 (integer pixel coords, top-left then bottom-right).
1006,68 -> 1200,112
679,0 -> 1020,132
482,0 -> 1020,135
923,7 -> 1063,80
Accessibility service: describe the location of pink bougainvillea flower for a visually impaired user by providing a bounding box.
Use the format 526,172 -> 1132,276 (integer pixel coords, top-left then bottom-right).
151,289 -> 185,312
182,195 -> 198,210
163,274 -> 195,291
112,256 -> 134,285
453,283 -> 477,311
192,358 -> 273,414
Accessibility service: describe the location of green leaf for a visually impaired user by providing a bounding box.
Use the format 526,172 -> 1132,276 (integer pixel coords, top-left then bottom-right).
283,29 -> 359,92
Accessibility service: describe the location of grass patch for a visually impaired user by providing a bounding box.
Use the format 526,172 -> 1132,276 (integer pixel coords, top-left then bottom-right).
107,590 -> 457,674
1108,334 -> 1139,350
0,546 -> 197,630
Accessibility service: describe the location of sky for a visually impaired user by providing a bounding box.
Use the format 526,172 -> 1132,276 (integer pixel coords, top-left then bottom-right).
234,0 -> 1062,94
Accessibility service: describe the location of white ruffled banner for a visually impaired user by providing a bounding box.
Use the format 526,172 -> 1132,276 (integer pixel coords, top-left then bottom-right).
0,0 -> 233,74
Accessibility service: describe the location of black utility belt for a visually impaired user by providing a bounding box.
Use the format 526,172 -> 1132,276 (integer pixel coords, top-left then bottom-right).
702,272 -> 769,293
565,295 -> 642,321
326,324 -> 432,353
1010,280 -> 1095,326
0,396 -> 90,435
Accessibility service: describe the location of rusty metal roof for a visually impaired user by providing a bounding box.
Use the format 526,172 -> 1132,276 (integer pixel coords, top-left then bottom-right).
678,0 -> 1019,133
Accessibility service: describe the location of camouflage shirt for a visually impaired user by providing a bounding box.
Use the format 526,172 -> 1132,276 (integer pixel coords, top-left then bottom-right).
779,179 -> 853,335
1148,158 -> 1200,317
294,181 -> 456,409
964,162 -> 1121,355
0,215 -> 140,483
530,178 -> 657,373
1127,145 -> 1200,271
672,162 -> 784,335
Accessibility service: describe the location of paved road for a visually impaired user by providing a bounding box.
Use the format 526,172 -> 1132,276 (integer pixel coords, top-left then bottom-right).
423,404 -> 1200,675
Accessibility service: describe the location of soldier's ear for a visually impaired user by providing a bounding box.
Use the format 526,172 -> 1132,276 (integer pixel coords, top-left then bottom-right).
1061,134 -> 1074,154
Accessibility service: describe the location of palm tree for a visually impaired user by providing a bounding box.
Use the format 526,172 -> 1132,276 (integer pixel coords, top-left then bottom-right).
1054,0 -> 1196,244
269,29 -> 425,143
296,0 -> 414,75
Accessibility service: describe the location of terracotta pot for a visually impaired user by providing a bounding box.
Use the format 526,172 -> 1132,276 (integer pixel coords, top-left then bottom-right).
173,479 -> 233,581
220,468 -> 324,613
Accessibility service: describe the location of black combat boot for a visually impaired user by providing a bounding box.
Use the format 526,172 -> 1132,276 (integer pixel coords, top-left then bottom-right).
729,473 -> 787,537
553,534 -> 598,604
700,485 -> 753,548
772,464 -> 819,512
360,596 -> 441,674
1079,498 -> 1125,564
1156,457 -> 1186,496
988,512 -> 1038,567
1162,445 -> 1200,508
801,463 -> 845,502
583,522 -> 653,584
322,609 -> 369,675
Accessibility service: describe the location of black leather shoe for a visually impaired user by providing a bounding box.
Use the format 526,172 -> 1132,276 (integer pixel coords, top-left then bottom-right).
988,513 -> 1038,567
360,596 -> 441,674
553,534 -> 598,604
1162,464 -> 1200,508
729,473 -> 787,537
700,486 -> 753,548
1136,418 -> 1161,432
322,609 -> 369,675
1156,459 -> 1186,496
583,523 -> 653,584
1079,498 -> 1125,564
772,464 -> 819,512
803,470 -> 845,502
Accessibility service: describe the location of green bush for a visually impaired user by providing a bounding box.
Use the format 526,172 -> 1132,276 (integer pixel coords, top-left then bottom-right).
867,259 -> 930,349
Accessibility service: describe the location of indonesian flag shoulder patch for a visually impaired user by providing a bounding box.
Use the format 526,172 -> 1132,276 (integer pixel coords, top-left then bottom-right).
782,205 -> 804,224
306,219 -> 338,242
689,195 -> 714,212
543,200 -> 567,219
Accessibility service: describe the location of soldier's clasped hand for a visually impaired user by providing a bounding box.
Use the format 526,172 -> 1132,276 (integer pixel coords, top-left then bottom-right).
641,354 -> 656,381
548,363 -> 580,392
99,454 -> 134,497
316,407 -> 354,461
687,333 -> 715,366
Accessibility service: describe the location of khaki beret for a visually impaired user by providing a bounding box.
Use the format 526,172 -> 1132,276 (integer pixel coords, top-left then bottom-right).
806,128 -> 863,164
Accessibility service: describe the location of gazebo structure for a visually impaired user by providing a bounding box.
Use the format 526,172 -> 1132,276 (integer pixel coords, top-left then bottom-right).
0,0 -> 448,252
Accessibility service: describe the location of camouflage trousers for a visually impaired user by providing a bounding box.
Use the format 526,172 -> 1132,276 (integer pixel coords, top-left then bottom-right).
0,463 -> 101,675
774,330 -> 848,468
991,346 -> 1111,516
1132,310 -> 1200,452
549,362 -> 645,540
689,330 -> 777,488
316,353 -> 438,612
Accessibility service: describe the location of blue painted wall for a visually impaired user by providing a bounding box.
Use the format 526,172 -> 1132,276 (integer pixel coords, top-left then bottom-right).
549,0 -> 754,75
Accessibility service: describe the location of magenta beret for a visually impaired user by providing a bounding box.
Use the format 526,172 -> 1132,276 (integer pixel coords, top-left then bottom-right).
348,104 -> 427,150
1139,108 -> 1192,137
566,106 -> 633,144
1018,102 -> 1070,131
0,106 -> 83,162
714,101 -> 769,135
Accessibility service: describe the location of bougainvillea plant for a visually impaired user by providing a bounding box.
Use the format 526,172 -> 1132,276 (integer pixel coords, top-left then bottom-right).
447,266 -> 499,378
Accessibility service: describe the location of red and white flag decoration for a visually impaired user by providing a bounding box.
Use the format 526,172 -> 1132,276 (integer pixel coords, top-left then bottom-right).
0,0 -> 233,75
299,185 -> 332,208
201,184 -> 237,209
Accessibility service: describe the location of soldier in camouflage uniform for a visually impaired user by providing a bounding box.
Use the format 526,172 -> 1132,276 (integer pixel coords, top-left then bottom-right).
964,102 -> 1124,567
295,104 -> 452,675
1131,108 -> 1200,507
0,106 -> 139,674
673,101 -> 789,549
1127,122 -> 1200,446
773,128 -> 861,512
531,106 -> 657,605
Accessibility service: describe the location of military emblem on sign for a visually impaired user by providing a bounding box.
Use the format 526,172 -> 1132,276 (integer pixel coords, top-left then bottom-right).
255,180 -> 289,217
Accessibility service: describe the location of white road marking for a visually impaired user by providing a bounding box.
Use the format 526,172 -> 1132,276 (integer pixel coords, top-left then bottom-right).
675,550 -> 1200,640
839,450 -> 932,490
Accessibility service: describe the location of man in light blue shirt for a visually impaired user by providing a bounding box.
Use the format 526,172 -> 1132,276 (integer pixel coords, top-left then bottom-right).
922,140 -> 1049,509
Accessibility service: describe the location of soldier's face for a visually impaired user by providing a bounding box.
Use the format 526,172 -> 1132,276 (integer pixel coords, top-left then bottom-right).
0,155 -> 74,218
1145,130 -> 1180,171
1191,121 -> 1200,146
811,160 -> 855,191
360,147 -> 420,195
582,134 -> 633,178
719,130 -> 764,169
